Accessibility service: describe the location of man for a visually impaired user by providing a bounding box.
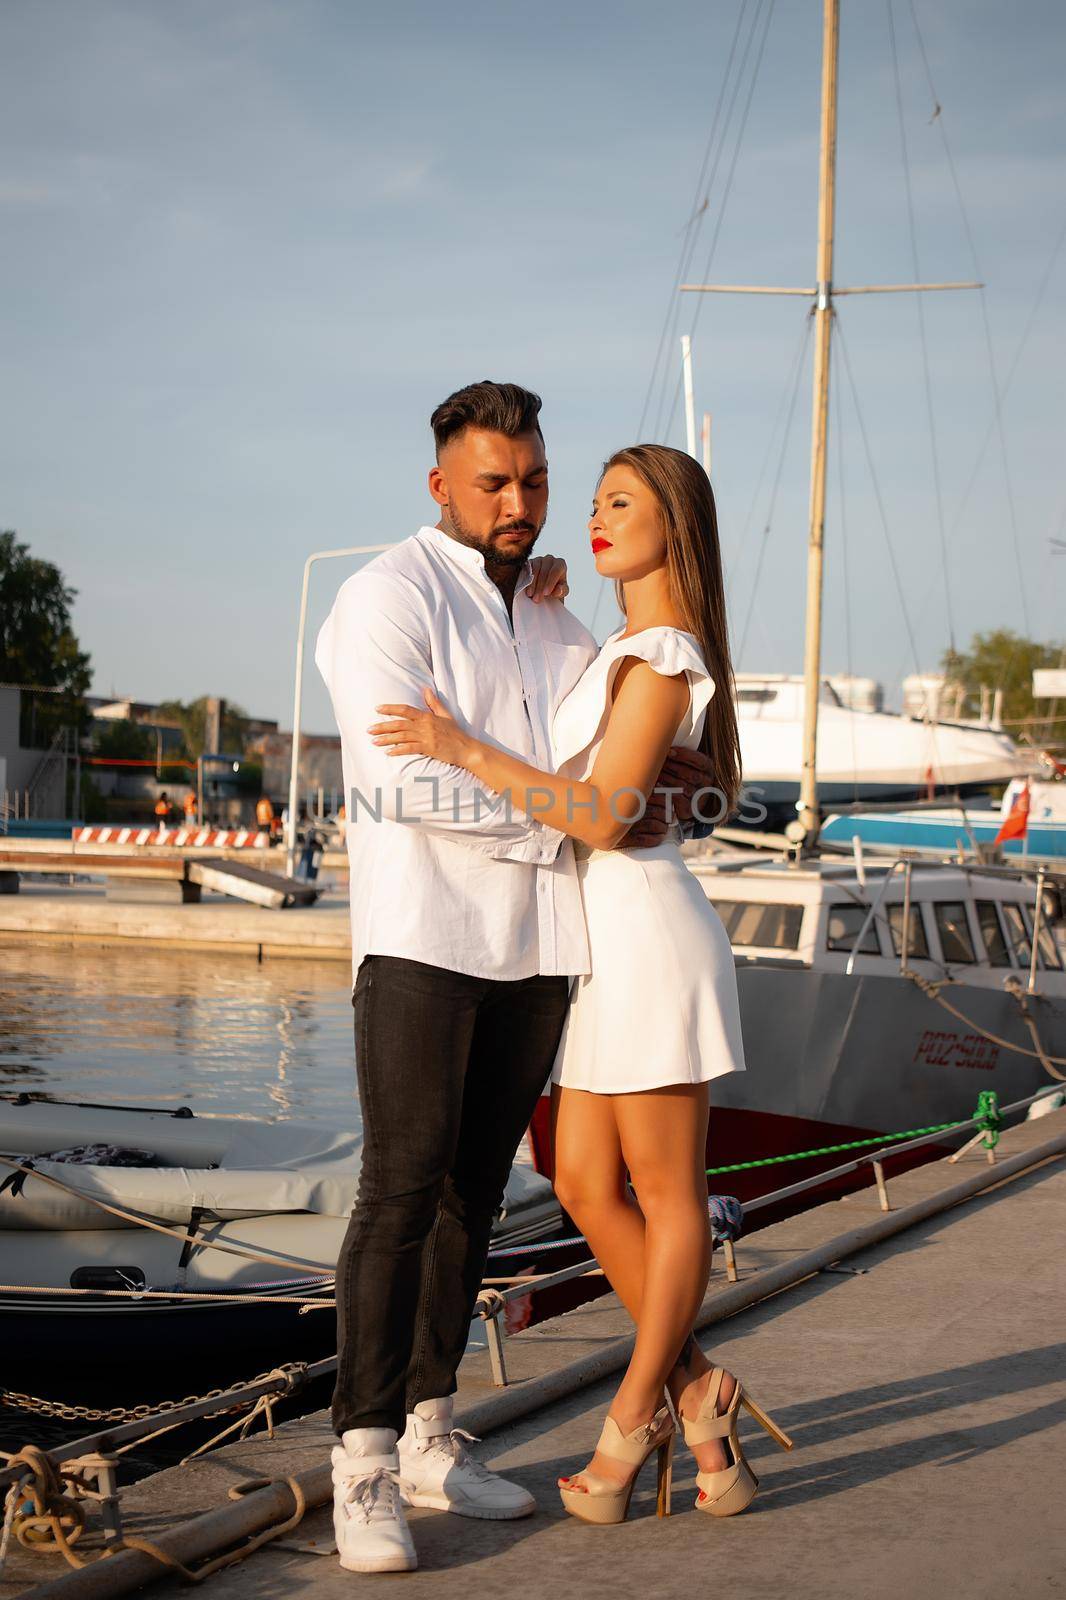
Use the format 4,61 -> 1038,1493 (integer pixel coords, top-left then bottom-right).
255,792 -> 275,842
315,380 -> 713,1574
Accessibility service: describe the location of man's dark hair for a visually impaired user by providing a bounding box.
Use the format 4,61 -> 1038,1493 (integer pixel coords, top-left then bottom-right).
430,380 -> 543,457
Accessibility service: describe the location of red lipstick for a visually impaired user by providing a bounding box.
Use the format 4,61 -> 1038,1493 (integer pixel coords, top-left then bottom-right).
591,537 -> 612,553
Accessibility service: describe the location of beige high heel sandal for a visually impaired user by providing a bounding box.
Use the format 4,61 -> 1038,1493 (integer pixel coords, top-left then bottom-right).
558,1405 -> 675,1525
680,1367 -> 792,1517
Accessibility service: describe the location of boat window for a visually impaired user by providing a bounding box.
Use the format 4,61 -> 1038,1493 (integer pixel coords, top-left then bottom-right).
825,903 -> 881,955
736,687 -> 778,704
886,902 -> 930,960
976,901 -> 1011,966
711,900 -> 804,950
1000,902 -> 1031,966
1024,904 -> 1063,971
933,901 -> 977,964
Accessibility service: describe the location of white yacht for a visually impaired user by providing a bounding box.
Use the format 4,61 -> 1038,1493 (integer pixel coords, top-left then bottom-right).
736,675 -> 1022,831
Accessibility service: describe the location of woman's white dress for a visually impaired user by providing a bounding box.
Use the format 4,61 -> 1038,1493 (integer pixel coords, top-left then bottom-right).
550,625 -> 746,1095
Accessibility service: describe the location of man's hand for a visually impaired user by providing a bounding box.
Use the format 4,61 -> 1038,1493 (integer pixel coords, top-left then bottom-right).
527,554 -> 569,602
615,745 -> 718,850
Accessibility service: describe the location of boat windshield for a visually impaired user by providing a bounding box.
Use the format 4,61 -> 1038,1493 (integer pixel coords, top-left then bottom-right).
712,900 -> 805,951
886,902 -> 930,960
825,903 -> 881,955
933,902 -> 978,964
976,901 -> 1011,967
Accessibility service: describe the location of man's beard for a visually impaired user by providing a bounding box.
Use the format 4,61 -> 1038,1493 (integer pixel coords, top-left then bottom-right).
443,503 -> 543,568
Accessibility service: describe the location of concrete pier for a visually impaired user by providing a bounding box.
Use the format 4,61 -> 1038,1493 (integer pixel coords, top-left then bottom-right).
6,1108 -> 1063,1598
0,882 -> 351,960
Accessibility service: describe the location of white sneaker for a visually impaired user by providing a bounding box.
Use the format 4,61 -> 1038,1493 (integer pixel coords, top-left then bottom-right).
398,1398 -> 536,1521
332,1427 -> 418,1573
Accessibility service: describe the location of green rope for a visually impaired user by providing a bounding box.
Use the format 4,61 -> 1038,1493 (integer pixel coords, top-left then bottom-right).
705,1120 -> 959,1177
974,1089 -> 1001,1151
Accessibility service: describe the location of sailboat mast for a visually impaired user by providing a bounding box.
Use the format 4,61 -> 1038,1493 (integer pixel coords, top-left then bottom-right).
680,0 -> 978,845
797,0 -> 840,845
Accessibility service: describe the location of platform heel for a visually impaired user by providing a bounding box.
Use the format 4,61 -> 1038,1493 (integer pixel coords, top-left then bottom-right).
559,1406 -> 675,1526
680,1368 -> 792,1518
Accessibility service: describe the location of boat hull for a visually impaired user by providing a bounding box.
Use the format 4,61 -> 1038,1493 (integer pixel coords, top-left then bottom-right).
529,964 -> 1063,1209
820,807 -> 1065,860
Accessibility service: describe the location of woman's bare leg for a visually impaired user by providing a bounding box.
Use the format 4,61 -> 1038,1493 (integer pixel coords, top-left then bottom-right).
609,1085 -> 713,1420
550,1085 -> 646,1311
552,1083 -> 732,1487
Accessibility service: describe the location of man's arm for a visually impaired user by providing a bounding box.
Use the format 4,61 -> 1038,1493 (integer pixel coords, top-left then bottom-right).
315,570 -> 563,863
623,745 -> 720,847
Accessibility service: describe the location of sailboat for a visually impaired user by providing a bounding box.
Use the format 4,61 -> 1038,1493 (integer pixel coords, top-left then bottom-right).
668,0 -> 1066,1194
735,671 -> 1021,832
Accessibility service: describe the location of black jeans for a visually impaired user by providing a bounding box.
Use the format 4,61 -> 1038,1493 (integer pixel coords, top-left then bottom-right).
331,954 -> 571,1438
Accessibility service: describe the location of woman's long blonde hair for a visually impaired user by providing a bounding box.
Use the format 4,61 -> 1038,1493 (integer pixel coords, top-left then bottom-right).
603,443 -> 742,820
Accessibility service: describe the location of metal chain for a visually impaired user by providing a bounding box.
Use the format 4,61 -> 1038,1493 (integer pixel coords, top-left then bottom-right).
0,1364 -> 303,1426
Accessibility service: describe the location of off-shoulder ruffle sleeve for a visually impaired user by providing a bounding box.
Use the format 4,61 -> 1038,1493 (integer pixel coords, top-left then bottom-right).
552,625 -> 715,774
607,627 -> 716,745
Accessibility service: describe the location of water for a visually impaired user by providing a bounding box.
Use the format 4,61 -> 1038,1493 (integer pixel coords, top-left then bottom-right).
0,943 -> 360,1126
0,941 -> 568,1481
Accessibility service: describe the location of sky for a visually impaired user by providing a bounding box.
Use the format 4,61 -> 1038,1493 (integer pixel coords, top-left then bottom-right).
1,0 -> 1064,735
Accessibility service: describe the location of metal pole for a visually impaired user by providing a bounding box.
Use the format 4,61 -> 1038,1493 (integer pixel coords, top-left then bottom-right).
681,335 -> 697,459
701,412 -> 712,478
797,0 -> 839,847
1028,866 -> 1045,994
285,545 -> 397,878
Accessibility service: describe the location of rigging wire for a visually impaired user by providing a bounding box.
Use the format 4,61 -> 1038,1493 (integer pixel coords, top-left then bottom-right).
886,0 -> 955,654
735,311 -> 812,662
658,0 -> 778,446
836,313 -> 952,782
834,316 -> 926,679
649,0 -> 773,444
591,0 -> 776,638
945,210 -> 1066,552
906,0 -> 1031,638
635,0 -> 753,441
725,312 -> 813,588
888,209 -> 1066,698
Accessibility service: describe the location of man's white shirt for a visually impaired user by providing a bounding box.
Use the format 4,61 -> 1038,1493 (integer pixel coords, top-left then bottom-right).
315,525 -> 598,982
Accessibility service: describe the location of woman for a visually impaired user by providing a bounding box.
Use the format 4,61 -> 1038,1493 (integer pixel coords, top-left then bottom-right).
368,443 -> 791,1524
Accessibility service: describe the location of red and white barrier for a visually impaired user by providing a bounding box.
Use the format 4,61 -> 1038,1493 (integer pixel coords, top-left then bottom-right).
73,826 -> 272,849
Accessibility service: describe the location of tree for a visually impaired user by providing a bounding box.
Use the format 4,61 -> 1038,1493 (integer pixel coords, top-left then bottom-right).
93,719 -> 153,760
155,697 -> 251,760
942,629 -> 1065,740
0,530 -> 91,695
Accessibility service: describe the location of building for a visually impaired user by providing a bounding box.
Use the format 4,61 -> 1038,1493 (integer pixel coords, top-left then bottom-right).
0,685 -> 73,824
250,730 -> 343,813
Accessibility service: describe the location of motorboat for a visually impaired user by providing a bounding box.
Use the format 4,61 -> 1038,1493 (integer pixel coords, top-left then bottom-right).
0,1097 -> 561,1397
736,675 -> 1023,832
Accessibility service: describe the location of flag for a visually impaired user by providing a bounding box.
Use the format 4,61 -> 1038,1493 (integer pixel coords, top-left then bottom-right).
994,781 -> 1030,845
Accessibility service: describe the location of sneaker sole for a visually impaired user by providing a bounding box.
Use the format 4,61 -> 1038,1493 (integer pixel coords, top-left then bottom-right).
338,1553 -> 418,1573
401,1489 -> 536,1521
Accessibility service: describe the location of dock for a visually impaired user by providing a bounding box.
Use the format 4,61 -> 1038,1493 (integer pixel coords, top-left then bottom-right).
7,1104 -> 1064,1599
0,881 -> 351,960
